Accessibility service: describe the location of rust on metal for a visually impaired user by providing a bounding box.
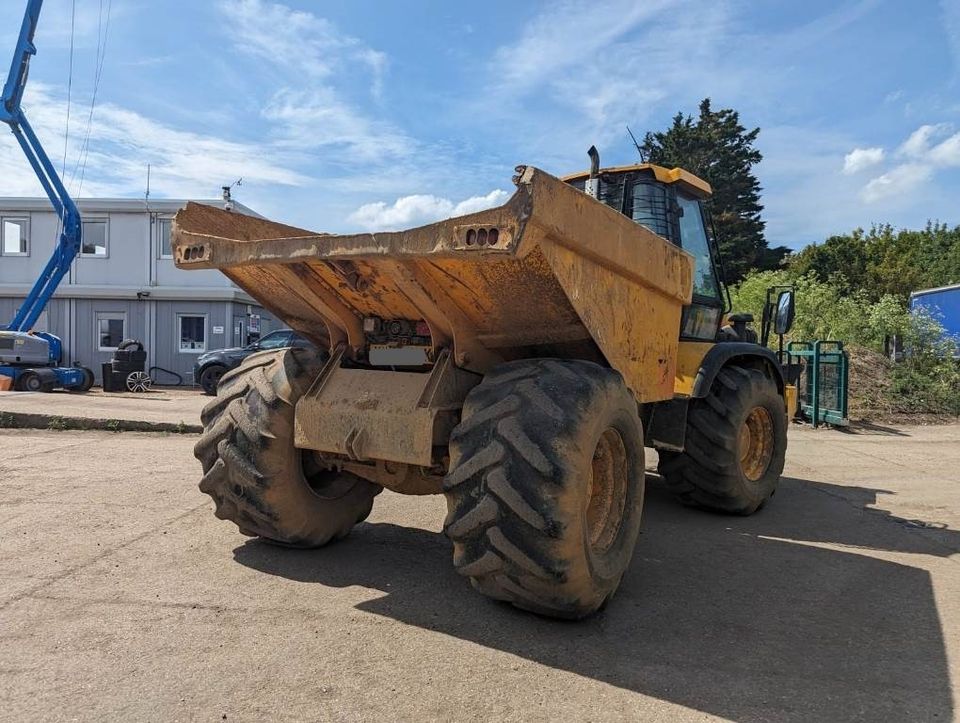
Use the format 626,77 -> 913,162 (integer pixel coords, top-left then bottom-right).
739,406 -> 775,481
293,349 -> 481,467
339,460 -> 445,495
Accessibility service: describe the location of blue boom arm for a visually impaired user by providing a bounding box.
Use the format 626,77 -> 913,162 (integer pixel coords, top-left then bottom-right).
0,0 -> 82,333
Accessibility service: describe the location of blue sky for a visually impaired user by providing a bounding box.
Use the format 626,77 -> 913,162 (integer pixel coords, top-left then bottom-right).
1,0 -> 959,249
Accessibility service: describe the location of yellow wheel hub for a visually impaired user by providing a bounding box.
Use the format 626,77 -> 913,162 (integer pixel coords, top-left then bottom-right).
587,428 -> 628,553
738,406 -> 774,482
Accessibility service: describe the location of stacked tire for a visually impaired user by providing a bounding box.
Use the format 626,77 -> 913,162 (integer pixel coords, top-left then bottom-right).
111,339 -> 146,377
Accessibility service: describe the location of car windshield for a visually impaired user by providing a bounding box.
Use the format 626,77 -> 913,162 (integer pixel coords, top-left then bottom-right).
256,332 -> 289,349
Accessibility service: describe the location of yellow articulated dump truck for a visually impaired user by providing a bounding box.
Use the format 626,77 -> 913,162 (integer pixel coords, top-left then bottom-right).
174,148 -> 794,619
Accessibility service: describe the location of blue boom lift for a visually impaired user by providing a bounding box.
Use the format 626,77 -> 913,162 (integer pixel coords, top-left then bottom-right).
0,0 -> 93,392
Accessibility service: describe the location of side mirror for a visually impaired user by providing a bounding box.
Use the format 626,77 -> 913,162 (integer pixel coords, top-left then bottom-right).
775,290 -> 795,336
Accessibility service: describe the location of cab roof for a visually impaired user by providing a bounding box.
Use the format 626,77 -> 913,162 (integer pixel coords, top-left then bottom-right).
561,163 -> 712,199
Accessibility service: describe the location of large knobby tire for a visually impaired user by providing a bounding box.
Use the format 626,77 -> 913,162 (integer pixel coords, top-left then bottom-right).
443,359 -> 645,619
194,347 -> 382,547
658,365 -> 786,515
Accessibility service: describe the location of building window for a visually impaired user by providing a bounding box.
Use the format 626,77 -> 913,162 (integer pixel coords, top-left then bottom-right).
178,314 -> 207,353
82,219 -> 108,257
96,312 -> 126,351
158,218 -> 173,258
2,217 -> 29,256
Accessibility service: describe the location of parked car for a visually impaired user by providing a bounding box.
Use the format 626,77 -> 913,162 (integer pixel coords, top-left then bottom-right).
194,329 -> 314,394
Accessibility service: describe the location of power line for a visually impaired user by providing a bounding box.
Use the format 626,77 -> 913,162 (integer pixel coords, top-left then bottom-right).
71,0 -> 113,196
61,0 -> 76,178
55,0 -> 77,251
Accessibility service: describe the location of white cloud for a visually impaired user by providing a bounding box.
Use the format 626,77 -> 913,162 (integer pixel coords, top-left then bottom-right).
262,88 -> 412,162
862,164 -> 932,203
842,147 -> 885,174
927,130 -> 960,165
491,0 -> 671,94
944,0 -> 960,70
884,89 -> 904,104
899,123 -> 951,157
218,0 -> 386,93
0,84 -> 306,199
348,189 -> 510,231
119,55 -> 176,68
215,1 -> 411,168
860,123 -> 960,202
481,0 -> 733,157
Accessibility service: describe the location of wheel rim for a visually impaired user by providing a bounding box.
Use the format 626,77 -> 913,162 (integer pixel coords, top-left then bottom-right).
587,427 -> 628,554
126,372 -> 152,393
739,406 -> 775,481
300,450 -> 357,500
24,375 -> 40,391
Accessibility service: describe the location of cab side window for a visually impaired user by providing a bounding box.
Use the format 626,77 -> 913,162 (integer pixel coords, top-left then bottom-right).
677,194 -> 720,301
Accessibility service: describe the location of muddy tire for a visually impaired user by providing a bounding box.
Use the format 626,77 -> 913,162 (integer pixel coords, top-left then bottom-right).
195,347 -> 381,547
658,365 -> 786,515
443,359 -> 645,619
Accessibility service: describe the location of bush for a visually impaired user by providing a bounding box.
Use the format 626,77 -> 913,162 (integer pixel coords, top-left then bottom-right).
730,270 -> 959,418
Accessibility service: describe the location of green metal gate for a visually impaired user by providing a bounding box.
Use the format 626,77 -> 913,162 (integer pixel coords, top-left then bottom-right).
787,341 -> 849,427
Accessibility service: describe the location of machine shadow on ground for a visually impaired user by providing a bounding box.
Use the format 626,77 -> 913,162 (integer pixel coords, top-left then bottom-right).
234,476 -> 956,722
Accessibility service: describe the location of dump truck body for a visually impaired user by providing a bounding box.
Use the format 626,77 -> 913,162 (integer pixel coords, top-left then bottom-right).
175,166 -> 694,398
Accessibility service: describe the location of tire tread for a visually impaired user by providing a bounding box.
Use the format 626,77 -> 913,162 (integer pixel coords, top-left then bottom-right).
658,365 -> 786,515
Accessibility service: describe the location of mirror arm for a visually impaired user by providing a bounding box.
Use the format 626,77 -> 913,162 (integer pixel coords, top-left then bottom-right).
760,287 -> 774,348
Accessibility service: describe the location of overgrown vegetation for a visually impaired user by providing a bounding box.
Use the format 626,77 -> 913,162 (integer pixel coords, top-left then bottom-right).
789,223 -> 960,302
731,270 -> 960,418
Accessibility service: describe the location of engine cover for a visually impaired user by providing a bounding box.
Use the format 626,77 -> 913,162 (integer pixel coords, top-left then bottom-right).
0,331 -> 51,365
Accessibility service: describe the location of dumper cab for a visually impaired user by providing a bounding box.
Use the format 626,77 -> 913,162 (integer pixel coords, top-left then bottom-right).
563,160 -> 726,344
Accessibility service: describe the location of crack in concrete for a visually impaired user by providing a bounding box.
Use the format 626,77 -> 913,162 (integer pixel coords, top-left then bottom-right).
0,502 -> 209,612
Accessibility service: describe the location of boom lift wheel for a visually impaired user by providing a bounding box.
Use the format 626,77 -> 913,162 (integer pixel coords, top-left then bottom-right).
657,365 -> 786,514
194,347 -> 382,547
78,366 -> 95,392
443,359 -> 645,619
65,366 -> 95,393
18,371 -> 42,392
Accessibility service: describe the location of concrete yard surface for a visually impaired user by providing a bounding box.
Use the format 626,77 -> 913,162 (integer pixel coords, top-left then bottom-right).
0,387 -> 207,429
1,424 -> 958,721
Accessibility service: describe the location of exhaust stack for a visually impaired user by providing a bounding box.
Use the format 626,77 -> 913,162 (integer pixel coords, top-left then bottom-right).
585,145 -> 600,198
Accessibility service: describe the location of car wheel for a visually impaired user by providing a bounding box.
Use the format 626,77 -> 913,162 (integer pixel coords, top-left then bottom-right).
200,364 -> 227,395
